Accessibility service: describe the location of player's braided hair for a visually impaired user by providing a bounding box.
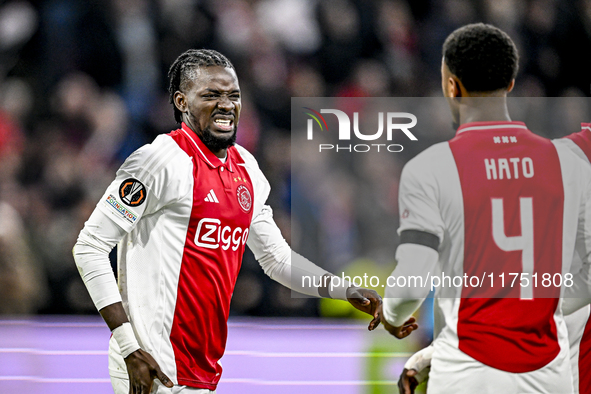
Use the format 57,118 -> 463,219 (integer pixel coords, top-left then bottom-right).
168,49 -> 235,123
443,23 -> 519,93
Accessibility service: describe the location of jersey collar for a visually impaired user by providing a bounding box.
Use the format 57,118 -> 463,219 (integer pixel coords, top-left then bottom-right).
582,123 -> 591,132
456,121 -> 528,135
180,122 -> 235,172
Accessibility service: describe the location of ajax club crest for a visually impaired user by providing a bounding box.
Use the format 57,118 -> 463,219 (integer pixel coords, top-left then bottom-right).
236,185 -> 252,213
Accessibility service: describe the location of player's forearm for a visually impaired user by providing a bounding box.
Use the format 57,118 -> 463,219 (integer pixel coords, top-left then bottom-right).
383,243 -> 438,326
73,208 -> 127,310
273,250 -> 351,300
73,238 -> 122,310
73,209 -> 143,357
254,243 -> 350,299
74,235 -> 141,357
383,298 -> 424,326
247,206 -> 350,299
99,302 -> 130,331
99,302 -> 141,358
404,344 -> 434,384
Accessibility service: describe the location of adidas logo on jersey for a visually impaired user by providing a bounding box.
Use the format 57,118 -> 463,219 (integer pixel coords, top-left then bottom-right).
204,189 -> 219,203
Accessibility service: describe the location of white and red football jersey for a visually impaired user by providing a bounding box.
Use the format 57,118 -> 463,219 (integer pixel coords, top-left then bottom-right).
557,123 -> 591,394
397,121 -> 591,390
96,123 -> 269,389
563,123 -> 591,163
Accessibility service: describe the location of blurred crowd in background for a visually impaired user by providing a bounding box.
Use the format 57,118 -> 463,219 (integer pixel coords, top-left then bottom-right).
0,0 -> 590,318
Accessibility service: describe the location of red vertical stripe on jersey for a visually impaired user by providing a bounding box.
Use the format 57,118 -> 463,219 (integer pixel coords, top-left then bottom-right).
168,127 -> 254,389
580,313 -> 591,394
449,122 -> 563,373
565,124 -> 591,163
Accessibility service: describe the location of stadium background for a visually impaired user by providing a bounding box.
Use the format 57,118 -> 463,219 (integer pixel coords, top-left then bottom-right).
0,0 -> 590,392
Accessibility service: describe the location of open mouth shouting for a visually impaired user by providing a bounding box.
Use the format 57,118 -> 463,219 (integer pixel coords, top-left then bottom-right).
212,115 -> 235,132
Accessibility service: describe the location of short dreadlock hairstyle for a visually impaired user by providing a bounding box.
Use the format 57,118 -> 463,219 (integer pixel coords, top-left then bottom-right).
443,23 -> 519,93
168,49 -> 235,123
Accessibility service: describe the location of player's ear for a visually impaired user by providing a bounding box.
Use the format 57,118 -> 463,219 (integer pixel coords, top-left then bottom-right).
507,79 -> 515,93
448,77 -> 463,98
174,91 -> 187,113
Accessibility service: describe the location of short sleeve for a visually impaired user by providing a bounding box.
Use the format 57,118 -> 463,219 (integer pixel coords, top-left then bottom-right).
397,155 -> 445,242
96,135 -> 185,233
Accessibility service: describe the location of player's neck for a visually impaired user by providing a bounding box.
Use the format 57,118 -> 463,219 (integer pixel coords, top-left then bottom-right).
458,96 -> 511,125
212,148 -> 228,159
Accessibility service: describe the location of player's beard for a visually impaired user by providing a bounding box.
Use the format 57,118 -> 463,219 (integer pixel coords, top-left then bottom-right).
200,126 -> 237,153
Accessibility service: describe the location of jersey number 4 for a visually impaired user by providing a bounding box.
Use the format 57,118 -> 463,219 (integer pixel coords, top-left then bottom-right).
491,197 -> 534,300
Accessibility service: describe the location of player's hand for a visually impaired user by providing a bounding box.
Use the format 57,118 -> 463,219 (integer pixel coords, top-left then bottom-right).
381,311 -> 418,339
346,287 -> 382,331
398,368 -> 419,394
124,348 -> 174,393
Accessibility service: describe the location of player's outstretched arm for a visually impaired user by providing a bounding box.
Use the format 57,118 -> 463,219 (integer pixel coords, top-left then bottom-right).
381,154 -> 442,337
380,238 -> 439,338
246,205 -> 382,330
380,240 -> 439,339
73,209 -> 173,392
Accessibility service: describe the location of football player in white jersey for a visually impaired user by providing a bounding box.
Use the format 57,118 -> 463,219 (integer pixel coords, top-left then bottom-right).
559,124 -> 591,394
72,49 -> 384,394
398,124 -> 591,394
378,24 -> 591,394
